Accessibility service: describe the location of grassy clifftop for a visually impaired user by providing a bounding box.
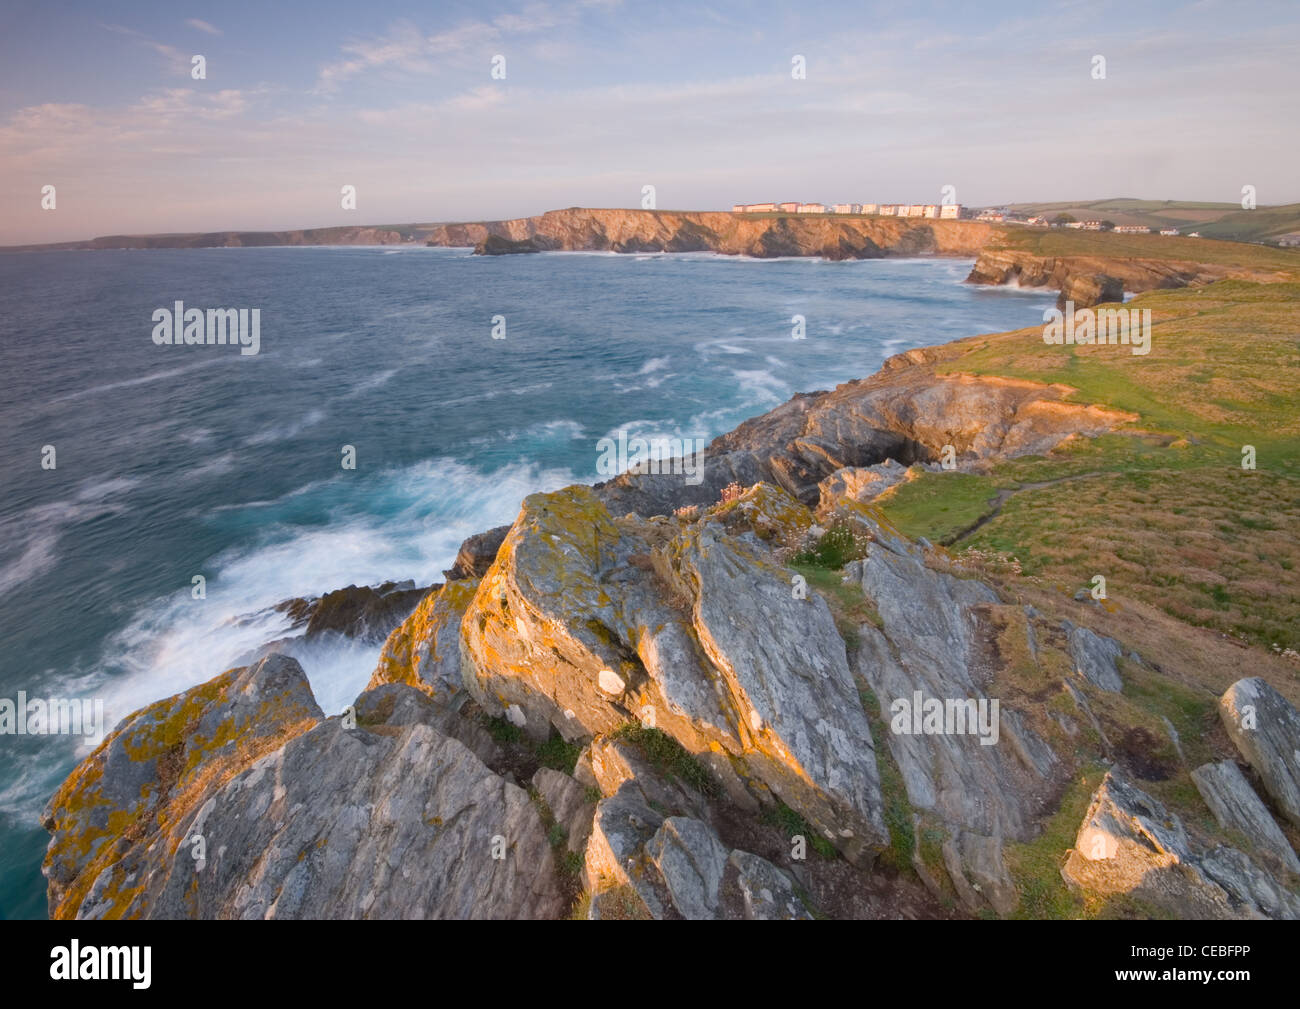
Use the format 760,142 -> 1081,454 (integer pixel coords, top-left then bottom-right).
877,277 -> 1300,655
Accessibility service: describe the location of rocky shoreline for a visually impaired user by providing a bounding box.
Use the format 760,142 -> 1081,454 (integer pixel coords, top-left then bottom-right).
40,318 -> 1300,919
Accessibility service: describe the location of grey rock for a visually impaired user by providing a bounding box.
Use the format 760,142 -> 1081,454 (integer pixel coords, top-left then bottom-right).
1062,620 -> 1124,692
1198,845 -> 1300,920
847,527 -> 1055,912
726,849 -> 814,920
1191,760 -> 1300,874
444,525 -> 509,581
42,654 -> 323,919
532,767 -> 596,855
1219,678 -> 1300,827
138,717 -> 564,919
646,817 -> 730,920
460,485 -> 889,864
1061,770 -> 1260,919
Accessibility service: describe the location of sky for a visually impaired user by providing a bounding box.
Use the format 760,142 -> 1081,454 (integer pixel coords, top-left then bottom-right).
2,0 -> 1298,244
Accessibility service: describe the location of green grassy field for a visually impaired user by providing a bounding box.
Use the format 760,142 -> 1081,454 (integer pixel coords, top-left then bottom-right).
1002,198 -> 1300,245
878,278 -> 1300,652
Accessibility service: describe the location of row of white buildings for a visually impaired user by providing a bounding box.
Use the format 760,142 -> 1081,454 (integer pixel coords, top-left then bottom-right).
731,201 -> 963,219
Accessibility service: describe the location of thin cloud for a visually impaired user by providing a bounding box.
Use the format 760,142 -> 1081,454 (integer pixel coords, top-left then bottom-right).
186,19 -> 223,36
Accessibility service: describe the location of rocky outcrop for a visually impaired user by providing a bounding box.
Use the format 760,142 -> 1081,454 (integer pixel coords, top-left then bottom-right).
45,670 -> 566,919
475,234 -> 541,255
845,516 -> 1059,913
277,580 -> 430,644
1062,620 -> 1125,693
42,654 -> 323,919
965,247 -> 1287,308
816,460 -> 911,513
140,686 -> 564,919
443,525 -> 509,581
595,361 -> 1135,517
1219,678 -> 1300,827
457,484 -> 890,865
1191,760 -> 1300,875
368,580 -> 478,704
583,779 -> 812,920
1062,770 -> 1300,919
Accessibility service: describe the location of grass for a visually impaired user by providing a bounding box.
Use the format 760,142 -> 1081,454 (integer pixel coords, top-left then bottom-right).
484,714 -> 523,745
1003,765 -> 1106,919
608,723 -> 720,797
790,563 -> 882,647
857,684 -> 915,871
992,225 -> 1300,271
875,279 -> 1300,651
536,733 -> 582,775
760,801 -> 838,858
873,472 -> 1006,543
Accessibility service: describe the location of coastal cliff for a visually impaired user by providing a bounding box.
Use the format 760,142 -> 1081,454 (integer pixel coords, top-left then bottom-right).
12,205 -> 1293,309
427,207 -> 996,260
42,267 -> 1300,918
434,207 -> 1300,307
964,246 -> 1291,308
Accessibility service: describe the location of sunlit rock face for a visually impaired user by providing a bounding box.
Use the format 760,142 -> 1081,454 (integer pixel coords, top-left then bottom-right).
458,484 -> 889,864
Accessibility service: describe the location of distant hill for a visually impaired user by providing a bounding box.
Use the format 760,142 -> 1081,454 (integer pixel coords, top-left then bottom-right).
994,198 -> 1300,245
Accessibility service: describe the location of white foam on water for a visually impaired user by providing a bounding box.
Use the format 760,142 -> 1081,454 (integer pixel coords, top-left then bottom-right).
88,456 -> 575,732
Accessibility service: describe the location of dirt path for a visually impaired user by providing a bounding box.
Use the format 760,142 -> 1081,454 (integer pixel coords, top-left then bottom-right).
941,471 -> 1104,547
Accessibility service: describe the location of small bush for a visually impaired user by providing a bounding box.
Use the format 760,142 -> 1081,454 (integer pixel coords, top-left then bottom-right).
792,520 -> 871,569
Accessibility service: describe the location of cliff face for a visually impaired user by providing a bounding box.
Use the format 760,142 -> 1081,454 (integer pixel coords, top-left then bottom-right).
965,247 -> 1286,308
425,208 -> 997,260
431,208 -> 1294,306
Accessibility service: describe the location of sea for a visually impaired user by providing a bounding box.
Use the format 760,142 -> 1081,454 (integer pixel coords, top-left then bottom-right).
0,244 -> 1054,918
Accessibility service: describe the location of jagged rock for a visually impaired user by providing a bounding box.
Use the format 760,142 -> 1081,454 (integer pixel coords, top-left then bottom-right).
144,717 -> 562,919
1219,678 -> 1300,828
1062,620 -> 1124,692
1062,771 -> 1217,913
43,671 -> 566,919
1060,770 -> 1270,919
583,783 -> 812,920
1198,846 -> 1300,920
532,767 -> 595,855
725,849 -> 814,920
41,654 -> 324,919
584,782 -> 674,918
352,682 -> 501,769
368,580 -> 478,703
594,364 -> 1134,517
459,484 -> 890,864
816,460 -> 909,512
236,580 -> 432,669
843,521 -> 1057,914
964,247 -> 1266,307
645,817 -> 731,920
1191,760 -> 1300,875
707,481 -> 814,547
276,580 -> 429,643
444,526 -> 509,581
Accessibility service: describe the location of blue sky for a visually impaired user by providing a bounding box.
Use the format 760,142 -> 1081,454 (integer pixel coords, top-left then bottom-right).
2,0 -> 1298,243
